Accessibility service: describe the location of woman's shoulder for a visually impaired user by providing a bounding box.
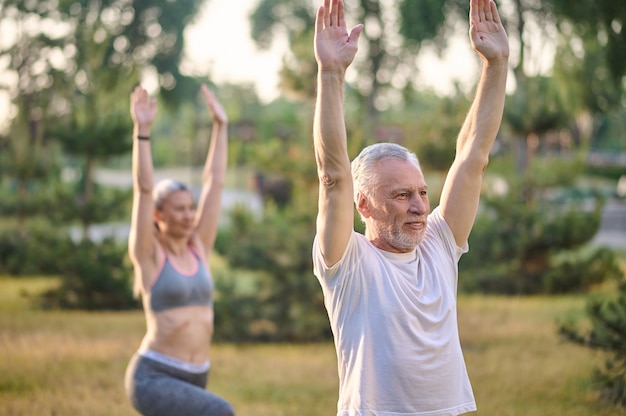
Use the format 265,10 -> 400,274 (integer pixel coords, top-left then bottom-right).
187,236 -> 209,263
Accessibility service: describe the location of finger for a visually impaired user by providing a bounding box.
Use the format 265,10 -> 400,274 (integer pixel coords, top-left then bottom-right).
479,0 -> 487,22
315,5 -> 325,33
349,24 -> 364,45
134,88 -> 144,106
469,0 -> 479,25
330,0 -> 338,27
490,0 -> 501,24
323,0 -> 330,28
137,86 -> 147,103
201,84 -> 212,100
484,0 -> 493,22
337,0 -> 345,28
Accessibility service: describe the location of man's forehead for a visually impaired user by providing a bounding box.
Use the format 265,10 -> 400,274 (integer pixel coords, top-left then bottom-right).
374,159 -> 425,180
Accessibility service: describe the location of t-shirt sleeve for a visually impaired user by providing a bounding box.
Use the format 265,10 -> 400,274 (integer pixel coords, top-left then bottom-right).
427,206 -> 469,262
313,231 -> 361,287
312,232 -> 360,286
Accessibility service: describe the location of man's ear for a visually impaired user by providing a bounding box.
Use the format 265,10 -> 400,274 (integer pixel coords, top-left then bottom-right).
356,192 -> 371,219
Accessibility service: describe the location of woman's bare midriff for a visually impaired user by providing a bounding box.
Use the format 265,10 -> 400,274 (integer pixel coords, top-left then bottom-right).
140,305 -> 214,364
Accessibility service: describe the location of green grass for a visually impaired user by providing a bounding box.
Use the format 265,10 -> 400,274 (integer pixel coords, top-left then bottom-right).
1,277 -> 626,415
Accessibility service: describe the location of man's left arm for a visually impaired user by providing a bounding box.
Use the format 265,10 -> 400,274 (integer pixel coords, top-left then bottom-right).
440,0 -> 509,247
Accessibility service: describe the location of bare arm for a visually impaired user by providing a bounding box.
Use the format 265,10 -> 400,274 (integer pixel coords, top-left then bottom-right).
440,0 -> 509,246
128,86 -> 158,269
313,0 -> 363,267
193,84 -> 228,258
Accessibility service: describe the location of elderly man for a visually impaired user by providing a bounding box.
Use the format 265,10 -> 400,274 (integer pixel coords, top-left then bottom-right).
311,0 -> 509,414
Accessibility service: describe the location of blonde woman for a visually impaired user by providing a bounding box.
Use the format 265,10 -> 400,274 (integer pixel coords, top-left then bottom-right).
124,85 -> 234,416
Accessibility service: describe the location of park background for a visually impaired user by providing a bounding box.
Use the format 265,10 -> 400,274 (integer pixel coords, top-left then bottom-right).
1,0 -> 626,414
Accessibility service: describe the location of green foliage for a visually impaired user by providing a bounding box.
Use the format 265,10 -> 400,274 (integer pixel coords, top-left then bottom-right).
250,0 -> 316,99
52,176 -> 131,227
403,90 -> 468,171
460,205 -> 613,294
459,157 -> 619,294
545,248 -> 624,293
398,0 -> 468,48
0,179 -> 65,218
560,276 -> 626,407
214,205 -> 330,342
589,111 -> 626,154
39,238 -> 136,310
50,112 -> 132,159
504,75 -> 571,138
551,0 -> 626,84
0,122 -> 64,235
0,222 -> 68,276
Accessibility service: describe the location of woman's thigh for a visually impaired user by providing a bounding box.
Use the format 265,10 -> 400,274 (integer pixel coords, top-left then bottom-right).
126,354 -> 234,416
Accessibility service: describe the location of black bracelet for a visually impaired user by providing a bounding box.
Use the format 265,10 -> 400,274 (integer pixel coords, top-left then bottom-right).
137,135 -> 150,141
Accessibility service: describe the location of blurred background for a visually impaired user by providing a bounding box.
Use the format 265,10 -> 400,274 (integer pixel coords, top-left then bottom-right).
0,0 -> 625,413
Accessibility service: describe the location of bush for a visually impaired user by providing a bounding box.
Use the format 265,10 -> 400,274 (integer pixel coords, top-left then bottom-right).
459,184 -> 613,294
0,224 -> 69,276
560,275 -> 626,407
38,238 -> 137,310
213,205 -> 331,342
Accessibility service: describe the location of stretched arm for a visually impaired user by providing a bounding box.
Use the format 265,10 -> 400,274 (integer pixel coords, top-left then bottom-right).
128,86 -> 158,267
313,0 -> 363,267
440,0 -> 509,246
193,84 -> 228,258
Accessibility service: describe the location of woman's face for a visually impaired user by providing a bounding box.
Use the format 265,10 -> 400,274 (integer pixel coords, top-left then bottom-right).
154,190 -> 196,237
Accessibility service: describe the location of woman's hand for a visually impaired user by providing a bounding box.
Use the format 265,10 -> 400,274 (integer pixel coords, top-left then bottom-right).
130,86 -> 158,134
201,84 -> 228,126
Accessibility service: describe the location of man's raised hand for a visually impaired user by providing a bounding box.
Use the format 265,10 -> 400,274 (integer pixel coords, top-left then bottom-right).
314,0 -> 364,73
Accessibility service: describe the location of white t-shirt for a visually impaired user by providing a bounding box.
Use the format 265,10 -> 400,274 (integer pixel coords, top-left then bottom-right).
313,207 -> 476,416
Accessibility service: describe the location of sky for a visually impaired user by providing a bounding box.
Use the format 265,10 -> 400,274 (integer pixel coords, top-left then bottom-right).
0,0 -> 473,131
0,0 -> 526,130
181,0 -> 481,102
182,0 -> 288,102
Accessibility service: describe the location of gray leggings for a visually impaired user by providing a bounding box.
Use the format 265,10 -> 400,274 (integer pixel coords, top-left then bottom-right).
125,353 -> 235,416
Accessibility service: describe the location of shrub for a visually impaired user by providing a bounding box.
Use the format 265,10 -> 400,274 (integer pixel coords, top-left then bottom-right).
560,274 -> 626,407
0,224 -> 68,276
213,205 -> 331,342
459,185 -> 614,294
38,238 -> 137,310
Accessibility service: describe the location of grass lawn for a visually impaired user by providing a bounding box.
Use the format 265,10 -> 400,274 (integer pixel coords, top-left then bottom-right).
1,276 -> 625,416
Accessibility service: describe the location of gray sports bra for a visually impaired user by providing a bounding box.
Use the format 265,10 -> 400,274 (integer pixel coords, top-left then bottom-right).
148,247 -> 214,312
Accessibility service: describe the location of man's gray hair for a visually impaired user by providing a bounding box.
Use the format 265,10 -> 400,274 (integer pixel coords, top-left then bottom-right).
153,179 -> 191,210
351,142 -> 421,203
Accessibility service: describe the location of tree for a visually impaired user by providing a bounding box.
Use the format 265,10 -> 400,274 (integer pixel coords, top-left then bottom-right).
46,20 -> 136,240
211,94 -> 329,341
0,0 -> 208,238
549,6 -> 625,153
0,1 -> 206,308
0,0 -> 208,214
250,0 -> 317,101
458,156 -> 622,295
250,0 -> 441,122
551,0 -> 626,84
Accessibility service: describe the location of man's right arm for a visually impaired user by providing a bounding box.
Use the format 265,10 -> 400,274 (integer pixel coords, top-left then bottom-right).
313,70 -> 354,267
313,0 -> 363,267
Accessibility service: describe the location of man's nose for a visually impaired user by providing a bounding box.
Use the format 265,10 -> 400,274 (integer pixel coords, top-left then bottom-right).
409,195 -> 426,214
